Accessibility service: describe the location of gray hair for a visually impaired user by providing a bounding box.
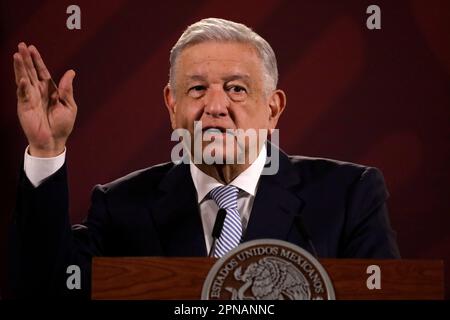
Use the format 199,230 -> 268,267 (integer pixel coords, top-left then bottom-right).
169,18 -> 278,95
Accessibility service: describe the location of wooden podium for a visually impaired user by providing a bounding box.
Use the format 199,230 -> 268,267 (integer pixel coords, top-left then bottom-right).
91,257 -> 444,300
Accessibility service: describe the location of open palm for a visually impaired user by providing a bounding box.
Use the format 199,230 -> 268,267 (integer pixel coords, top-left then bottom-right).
13,42 -> 77,157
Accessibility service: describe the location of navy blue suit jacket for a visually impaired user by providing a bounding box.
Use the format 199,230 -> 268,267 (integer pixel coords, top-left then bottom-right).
11,147 -> 400,298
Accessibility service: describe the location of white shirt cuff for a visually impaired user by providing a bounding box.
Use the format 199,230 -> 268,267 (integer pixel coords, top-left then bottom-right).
23,146 -> 66,187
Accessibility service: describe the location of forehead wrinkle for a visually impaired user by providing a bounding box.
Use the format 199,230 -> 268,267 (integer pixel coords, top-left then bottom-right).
184,73 -> 252,83
185,74 -> 207,82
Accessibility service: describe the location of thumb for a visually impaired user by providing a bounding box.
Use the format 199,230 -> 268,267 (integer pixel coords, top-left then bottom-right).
58,69 -> 76,105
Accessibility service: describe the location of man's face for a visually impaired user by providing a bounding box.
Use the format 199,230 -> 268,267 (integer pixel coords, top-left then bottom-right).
164,41 -> 285,164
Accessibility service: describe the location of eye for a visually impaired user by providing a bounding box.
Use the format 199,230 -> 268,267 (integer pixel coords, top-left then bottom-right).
226,85 -> 248,101
227,85 -> 247,94
191,85 -> 206,91
188,85 -> 206,98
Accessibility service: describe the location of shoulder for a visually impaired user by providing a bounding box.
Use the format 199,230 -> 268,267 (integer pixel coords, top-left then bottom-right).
287,155 -> 385,190
289,155 -> 367,175
93,161 -> 176,196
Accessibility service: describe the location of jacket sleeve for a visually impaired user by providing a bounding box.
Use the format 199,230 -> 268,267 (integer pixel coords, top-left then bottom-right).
340,167 -> 401,258
11,162 -> 111,298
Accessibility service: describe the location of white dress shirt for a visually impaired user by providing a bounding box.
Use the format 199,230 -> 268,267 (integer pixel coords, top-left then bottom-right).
189,145 -> 267,254
24,146 -> 66,187
23,144 -> 267,254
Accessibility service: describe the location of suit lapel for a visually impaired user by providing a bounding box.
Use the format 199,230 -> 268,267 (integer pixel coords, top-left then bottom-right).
148,145 -> 305,256
243,148 -> 305,242
150,162 -> 207,256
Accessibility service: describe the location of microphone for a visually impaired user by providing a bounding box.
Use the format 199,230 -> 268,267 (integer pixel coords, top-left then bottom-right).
208,208 -> 227,257
294,215 -> 318,258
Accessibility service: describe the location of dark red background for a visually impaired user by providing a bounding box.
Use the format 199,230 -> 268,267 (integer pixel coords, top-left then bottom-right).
1,0 -> 449,298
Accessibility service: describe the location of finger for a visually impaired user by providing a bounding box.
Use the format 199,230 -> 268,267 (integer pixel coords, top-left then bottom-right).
58,70 -> 76,107
29,45 -> 51,80
18,42 -> 38,85
17,77 -> 31,103
13,53 -> 28,86
48,78 -> 59,105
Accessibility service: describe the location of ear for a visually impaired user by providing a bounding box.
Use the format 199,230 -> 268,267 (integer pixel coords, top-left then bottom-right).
164,84 -> 177,130
267,89 -> 286,129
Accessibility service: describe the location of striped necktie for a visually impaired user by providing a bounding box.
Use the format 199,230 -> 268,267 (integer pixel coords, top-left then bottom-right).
210,185 -> 242,258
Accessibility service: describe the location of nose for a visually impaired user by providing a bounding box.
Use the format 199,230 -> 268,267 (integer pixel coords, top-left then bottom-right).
204,86 -> 229,118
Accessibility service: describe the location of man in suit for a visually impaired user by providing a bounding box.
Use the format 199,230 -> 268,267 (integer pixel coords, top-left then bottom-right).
11,18 -> 400,298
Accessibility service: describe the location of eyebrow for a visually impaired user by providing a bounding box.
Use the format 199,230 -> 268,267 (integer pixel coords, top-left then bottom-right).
222,74 -> 251,83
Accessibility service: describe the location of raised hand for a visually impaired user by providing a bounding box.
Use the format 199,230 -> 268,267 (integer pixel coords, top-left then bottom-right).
13,42 -> 77,157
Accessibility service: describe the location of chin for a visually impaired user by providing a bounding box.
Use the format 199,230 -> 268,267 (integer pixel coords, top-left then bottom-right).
201,142 -> 240,165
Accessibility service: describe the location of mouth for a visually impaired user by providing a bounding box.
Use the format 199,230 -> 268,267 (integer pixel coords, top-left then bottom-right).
202,126 -> 227,134
201,126 -> 236,139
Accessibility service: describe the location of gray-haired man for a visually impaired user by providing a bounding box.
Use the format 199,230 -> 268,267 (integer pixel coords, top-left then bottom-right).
12,18 -> 399,298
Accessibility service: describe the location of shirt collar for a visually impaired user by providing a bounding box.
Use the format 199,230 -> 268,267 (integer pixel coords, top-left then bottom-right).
189,144 -> 267,203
